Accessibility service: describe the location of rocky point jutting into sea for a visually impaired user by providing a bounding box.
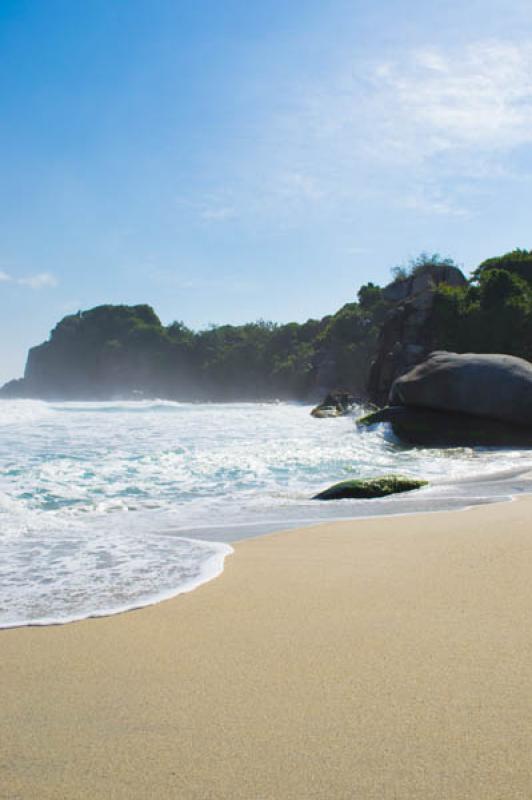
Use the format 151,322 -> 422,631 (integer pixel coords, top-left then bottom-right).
1,250 -> 532,627
2,249 -> 532,409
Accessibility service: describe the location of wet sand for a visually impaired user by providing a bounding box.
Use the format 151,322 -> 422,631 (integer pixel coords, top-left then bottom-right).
2,497 -> 532,799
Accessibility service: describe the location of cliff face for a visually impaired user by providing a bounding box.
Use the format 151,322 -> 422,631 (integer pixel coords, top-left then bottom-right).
0,293 -> 385,402
2,304 -> 323,401
367,264 -> 467,406
1,260 -> 512,405
18,305 -> 176,400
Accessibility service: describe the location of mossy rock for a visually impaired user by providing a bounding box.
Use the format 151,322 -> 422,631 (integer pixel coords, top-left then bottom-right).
356,407 -> 395,427
313,474 -> 428,500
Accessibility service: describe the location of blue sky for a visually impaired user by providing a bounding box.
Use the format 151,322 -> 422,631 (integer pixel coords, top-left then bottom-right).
2,0 -> 532,382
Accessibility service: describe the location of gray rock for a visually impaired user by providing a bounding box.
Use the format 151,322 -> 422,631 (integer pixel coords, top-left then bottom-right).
390,351 -> 532,428
380,264 -> 466,305
368,264 -> 467,406
357,404 -> 532,447
311,391 -> 356,418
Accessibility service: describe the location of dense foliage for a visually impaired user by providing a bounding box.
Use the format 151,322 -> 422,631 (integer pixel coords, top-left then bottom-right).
12,281 -> 388,400
431,250 -> 532,360
4,248 -> 532,401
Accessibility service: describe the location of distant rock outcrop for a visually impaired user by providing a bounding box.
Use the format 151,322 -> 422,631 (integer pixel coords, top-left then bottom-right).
2,305 -> 174,400
3,251 -> 530,405
367,264 -> 467,405
0,378 -> 29,398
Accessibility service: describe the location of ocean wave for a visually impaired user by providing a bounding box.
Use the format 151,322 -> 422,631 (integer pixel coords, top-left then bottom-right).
1,399 -> 531,627
0,525 -> 232,629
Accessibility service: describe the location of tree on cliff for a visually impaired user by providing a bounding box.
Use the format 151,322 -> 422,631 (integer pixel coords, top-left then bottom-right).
390,252 -> 459,282
3,248 -> 532,402
432,257 -> 532,360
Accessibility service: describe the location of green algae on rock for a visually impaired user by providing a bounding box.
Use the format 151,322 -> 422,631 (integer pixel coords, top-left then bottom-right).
313,474 -> 428,501
355,407 -> 395,427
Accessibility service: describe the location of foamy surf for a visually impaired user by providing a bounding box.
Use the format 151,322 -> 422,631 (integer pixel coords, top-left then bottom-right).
1,398 -> 532,627
0,528 -> 232,629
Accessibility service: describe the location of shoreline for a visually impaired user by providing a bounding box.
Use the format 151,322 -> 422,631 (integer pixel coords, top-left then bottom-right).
3,497 -> 532,798
3,472 -> 531,631
3,396 -> 532,632
0,538 -> 234,631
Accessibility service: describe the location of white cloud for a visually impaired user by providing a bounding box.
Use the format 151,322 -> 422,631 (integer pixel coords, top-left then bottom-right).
256,39 -> 532,218
175,194 -> 238,223
0,270 -> 58,289
17,272 -> 58,289
277,171 -> 324,201
414,49 -> 450,74
372,41 -> 532,160
181,39 -> 532,222
401,189 -> 470,217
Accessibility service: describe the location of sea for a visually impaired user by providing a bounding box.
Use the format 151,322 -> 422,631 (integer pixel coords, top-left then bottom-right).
1,398 -> 532,629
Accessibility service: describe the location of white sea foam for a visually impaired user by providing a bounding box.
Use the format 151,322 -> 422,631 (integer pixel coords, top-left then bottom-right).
0,523 -> 232,628
1,398 -> 531,628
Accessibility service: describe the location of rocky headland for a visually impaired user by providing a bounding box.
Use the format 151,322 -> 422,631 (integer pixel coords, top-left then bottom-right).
2,249 -> 532,415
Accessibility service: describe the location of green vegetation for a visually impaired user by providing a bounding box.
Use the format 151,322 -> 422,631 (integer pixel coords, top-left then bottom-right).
472,248 -> 532,284
310,284 -> 388,394
355,408 -> 394,427
5,247 -> 532,402
29,308 -> 325,400
16,282 -> 388,399
391,252 -> 459,282
431,249 -> 532,360
313,475 -> 428,500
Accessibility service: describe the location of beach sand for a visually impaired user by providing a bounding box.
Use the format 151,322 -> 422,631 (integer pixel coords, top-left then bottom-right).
2,497 -> 532,799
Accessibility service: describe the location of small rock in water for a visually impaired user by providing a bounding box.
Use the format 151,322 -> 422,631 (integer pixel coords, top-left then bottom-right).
313,474 -> 428,500
311,391 -> 356,418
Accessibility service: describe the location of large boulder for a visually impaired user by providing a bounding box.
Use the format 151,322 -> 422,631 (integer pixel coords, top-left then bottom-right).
357,405 -> 532,447
390,351 -> 532,429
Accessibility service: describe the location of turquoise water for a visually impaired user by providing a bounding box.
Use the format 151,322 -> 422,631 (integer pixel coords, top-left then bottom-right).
1,399 -> 531,628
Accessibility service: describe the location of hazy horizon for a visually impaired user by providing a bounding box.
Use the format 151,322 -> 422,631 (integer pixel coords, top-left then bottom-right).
2,0 -> 532,383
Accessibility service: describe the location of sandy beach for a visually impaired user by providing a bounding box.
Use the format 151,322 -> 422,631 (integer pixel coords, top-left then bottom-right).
2,497 -> 532,799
